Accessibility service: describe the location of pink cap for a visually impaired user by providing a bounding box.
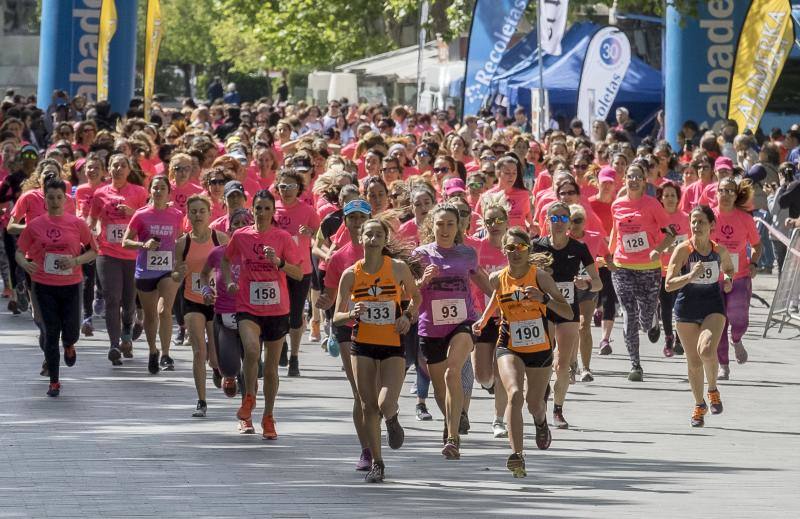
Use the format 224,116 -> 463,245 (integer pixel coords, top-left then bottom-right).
714,156 -> 734,171
598,166 -> 616,184
444,177 -> 466,195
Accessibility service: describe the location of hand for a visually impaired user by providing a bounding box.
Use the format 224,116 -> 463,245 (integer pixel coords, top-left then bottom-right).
420,264 -> 440,286
350,302 -> 366,320
299,225 -> 314,237
316,292 -> 334,310
395,315 -> 411,335
523,285 -> 544,302
172,263 -> 187,280
144,238 -> 160,251
649,249 -> 661,262
263,246 -> 279,266
786,217 -> 799,229
57,257 -> 77,270
689,261 -> 704,280
723,279 -> 733,294
202,291 -> 215,306
226,282 -> 238,294
117,204 -> 134,216
471,321 -> 483,335
20,259 -> 38,275
574,276 -> 590,290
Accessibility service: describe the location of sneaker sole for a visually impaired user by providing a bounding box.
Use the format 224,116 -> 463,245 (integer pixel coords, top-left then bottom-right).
493,431 -> 509,438
442,446 -> 460,460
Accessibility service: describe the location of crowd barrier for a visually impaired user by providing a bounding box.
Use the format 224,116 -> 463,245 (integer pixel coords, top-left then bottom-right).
755,218 -> 800,337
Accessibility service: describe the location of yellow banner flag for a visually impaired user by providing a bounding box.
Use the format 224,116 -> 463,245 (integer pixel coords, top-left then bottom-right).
144,0 -> 164,122
728,0 -> 795,132
96,0 -> 118,102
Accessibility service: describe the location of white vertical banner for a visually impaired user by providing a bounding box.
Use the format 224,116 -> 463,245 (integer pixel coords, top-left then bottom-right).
416,0 -> 429,112
530,88 -> 549,137
538,0 -> 569,56
577,27 -> 631,128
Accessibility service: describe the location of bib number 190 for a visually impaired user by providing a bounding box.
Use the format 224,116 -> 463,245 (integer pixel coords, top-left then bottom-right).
510,318 -> 546,349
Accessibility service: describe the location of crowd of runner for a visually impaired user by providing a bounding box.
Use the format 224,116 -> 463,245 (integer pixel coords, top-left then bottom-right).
2,88 -> 800,483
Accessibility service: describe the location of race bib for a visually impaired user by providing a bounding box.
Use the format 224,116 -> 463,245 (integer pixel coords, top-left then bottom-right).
431,298 -> 467,326
556,281 -> 575,304
190,272 -> 203,294
730,253 -> 739,273
622,231 -> 649,253
690,261 -> 720,285
249,281 -> 280,306
44,253 -> 71,276
106,224 -> 126,244
361,301 -> 395,325
510,318 -> 547,349
220,312 -> 238,330
146,250 -> 173,271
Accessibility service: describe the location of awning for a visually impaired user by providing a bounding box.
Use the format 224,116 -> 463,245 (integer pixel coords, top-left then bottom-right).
337,42 -> 440,82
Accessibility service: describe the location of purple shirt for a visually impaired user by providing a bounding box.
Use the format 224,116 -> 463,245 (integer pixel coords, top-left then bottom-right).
206,245 -> 238,314
127,206 -> 183,279
412,242 -> 478,338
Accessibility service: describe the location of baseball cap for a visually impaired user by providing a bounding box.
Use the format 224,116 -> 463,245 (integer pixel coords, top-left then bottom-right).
714,156 -> 734,171
228,150 -> 248,166
444,178 -> 466,196
343,199 -> 372,216
224,180 -> 245,198
598,166 -> 616,184
20,144 -> 39,158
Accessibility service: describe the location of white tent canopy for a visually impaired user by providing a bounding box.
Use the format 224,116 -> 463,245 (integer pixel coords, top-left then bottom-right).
337,42 -> 440,82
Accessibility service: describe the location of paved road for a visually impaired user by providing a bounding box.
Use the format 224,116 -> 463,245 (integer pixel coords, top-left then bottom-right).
0,275 -> 798,518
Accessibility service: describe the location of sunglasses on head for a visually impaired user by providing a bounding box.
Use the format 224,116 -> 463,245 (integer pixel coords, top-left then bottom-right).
504,242 -> 529,253
484,216 -> 507,226
550,215 -> 570,223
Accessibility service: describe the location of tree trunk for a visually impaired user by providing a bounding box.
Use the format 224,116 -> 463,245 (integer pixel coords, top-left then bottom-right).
181,63 -> 192,98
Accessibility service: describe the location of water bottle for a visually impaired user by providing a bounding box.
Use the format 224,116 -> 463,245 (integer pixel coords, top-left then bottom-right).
328,334 -> 340,358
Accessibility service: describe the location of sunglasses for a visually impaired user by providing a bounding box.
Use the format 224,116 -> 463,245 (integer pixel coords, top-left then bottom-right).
627,175 -> 644,181
504,243 -> 530,253
277,183 -> 298,190
484,216 -> 507,226
416,151 -> 430,157
209,178 -> 227,186
482,156 -> 497,162
571,217 -> 585,224
467,182 -> 484,189
381,167 -> 400,173
558,190 -> 577,197
171,164 -> 191,172
21,152 -> 38,160
433,167 -> 450,173
573,164 -> 588,170
550,215 -> 570,223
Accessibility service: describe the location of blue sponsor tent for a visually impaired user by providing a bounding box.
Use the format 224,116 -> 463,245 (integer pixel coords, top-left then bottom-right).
488,22 -> 663,125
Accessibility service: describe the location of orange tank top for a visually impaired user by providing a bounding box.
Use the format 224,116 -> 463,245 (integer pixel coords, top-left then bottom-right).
352,256 -> 403,347
182,231 -> 220,304
495,266 -> 551,353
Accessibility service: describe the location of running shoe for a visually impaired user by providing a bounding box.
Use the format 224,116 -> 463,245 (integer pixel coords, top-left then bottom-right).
356,448 -> 373,471
599,339 -> 612,355
40,360 -> 48,377
81,318 -> 93,337
279,342 -> 288,367
148,351 -> 160,375
160,355 -> 175,371
63,345 -> 76,367
237,393 -> 256,421
718,364 -> 730,380
674,337 -> 685,355
192,400 -> 207,418
47,382 -> 61,397
92,298 -> 105,318
506,453 -> 526,478
691,402 -> 708,427
569,362 -> 578,384
288,356 -> 300,377
552,407 -> 569,429
593,309 -> 602,327
409,383 -> 417,395
580,369 -> 594,382
238,418 -> 255,434
222,377 -> 237,398
458,410 -> 470,435
442,437 -> 460,460
385,413 -> 404,449
132,320 -> 144,341
535,420 -> 552,450
492,419 -> 508,438
309,319 -> 321,342
663,334 -> 675,358
733,341 -> 748,364
261,413 -> 278,440
364,461 -> 385,483
708,389 -> 723,415
120,335 -> 133,358
212,368 -> 222,389
628,365 -> 644,382
415,402 -> 432,421
647,323 -> 661,343
173,327 -> 185,346
108,347 -> 123,366
8,299 -> 19,315
16,288 -> 28,313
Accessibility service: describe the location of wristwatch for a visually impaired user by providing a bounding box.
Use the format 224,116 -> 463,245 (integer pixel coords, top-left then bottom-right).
278,258 -> 286,269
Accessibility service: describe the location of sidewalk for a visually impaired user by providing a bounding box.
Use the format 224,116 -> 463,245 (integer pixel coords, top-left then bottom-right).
0,274 -> 797,518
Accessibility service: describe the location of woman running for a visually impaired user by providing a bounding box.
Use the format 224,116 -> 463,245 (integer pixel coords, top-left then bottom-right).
533,202 -> 601,428
89,154 -> 149,365
657,181 -> 690,357
122,175 -> 182,374
610,163 -> 675,381
665,205 -> 734,426
222,189 -> 302,437
16,178 -> 97,396
173,194 -> 227,417
473,227 -> 572,477
333,218 -> 421,483
478,156 -> 532,230
413,203 -> 492,459
712,178 -> 762,380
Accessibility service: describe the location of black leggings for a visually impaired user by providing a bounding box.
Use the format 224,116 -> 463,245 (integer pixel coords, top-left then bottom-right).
33,282 -> 81,383
3,231 -> 24,291
659,276 -> 678,337
214,314 -> 244,378
81,261 -> 97,320
597,267 -> 617,318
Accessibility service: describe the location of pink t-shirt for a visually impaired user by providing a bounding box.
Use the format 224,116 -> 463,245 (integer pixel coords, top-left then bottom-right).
533,169 -> 553,197
206,245 -> 238,314
661,209 -> 691,274
224,225 -> 299,316
11,189 -> 76,223
324,242 -> 364,291
611,195 -> 670,268
274,199 -> 320,275
90,182 -> 149,259
698,183 -> 720,209
127,205 -> 184,279
473,238 -> 506,314
17,213 -> 96,286
478,186 -> 531,228
680,179 -> 713,213
712,207 -> 760,279
170,181 -> 204,215
573,229 -> 610,261
75,182 -> 107,219
398,219 -> 421,246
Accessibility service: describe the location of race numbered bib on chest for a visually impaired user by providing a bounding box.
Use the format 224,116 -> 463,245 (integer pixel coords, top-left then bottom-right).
249,281 -> 280,306
622,231 -> 649,253
146,250 -> 173,271
106,224 -> 126,244
556,281 -> 575,304
431,298 -> 467,326
510,318 -> 547,349
691,261 -> 720,285
361,301 -> 395,325
44,253 -> 71,275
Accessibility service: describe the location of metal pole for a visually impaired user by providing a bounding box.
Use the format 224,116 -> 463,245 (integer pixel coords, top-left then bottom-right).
536,0 -> 545,139
416,1 -> 429,113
